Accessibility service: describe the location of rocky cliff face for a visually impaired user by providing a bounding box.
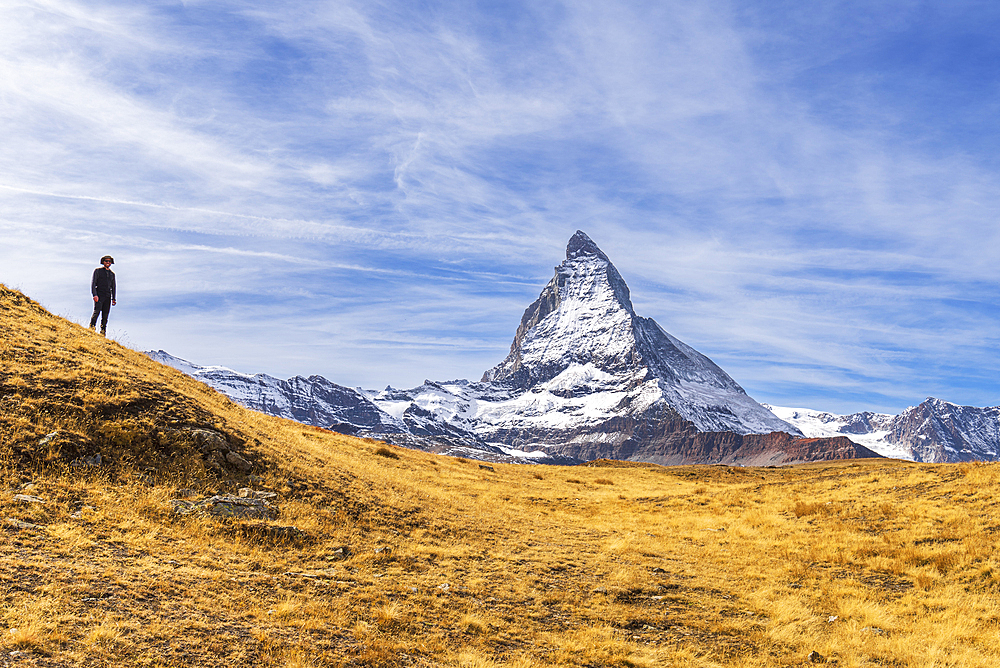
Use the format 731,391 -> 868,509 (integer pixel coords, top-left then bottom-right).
887,399 -> 1000,462
769,398 -> 1000,463
478,230 -> 797,437
483,414 -> 879,466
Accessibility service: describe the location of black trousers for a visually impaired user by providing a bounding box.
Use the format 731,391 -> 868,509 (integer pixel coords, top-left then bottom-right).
90,294 -> 112,330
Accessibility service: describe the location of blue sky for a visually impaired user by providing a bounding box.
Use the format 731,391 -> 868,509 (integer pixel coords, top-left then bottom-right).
3,0 -> 1000,415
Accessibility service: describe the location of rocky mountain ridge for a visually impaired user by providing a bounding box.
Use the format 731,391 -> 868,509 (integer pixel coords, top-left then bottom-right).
481,231 -> 797,436
768,398 -> 1000,463
147,231 -> 887,466
143,351 -> 536,463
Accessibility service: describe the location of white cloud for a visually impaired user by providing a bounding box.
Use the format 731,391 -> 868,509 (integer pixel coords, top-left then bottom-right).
2,0 -> 1000,411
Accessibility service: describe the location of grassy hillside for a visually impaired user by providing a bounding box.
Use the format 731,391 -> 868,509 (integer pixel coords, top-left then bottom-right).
2,284 -> 999,667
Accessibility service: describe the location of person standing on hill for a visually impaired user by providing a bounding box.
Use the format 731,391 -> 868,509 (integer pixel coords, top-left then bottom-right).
89,255 -> 116,336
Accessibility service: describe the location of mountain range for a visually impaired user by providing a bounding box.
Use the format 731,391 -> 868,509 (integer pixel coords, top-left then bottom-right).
148,231 -> 890,466
767,399 -> 1000,463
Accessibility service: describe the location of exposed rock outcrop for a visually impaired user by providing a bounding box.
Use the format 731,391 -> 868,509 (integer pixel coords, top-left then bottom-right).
502,416 -> 879,466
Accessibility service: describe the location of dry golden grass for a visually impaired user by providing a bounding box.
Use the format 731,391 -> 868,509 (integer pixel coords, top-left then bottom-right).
3,284 -> 1000,667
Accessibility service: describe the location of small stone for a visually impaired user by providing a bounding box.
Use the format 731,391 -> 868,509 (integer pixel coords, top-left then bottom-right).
169,499 -> 195,514
827,615 -> 838,623
226,451 -> 253,472
651,567 -> 666,573
374,546 -> 391,555
438,583 -> 450,591
205,495 -> 275,519
6,518 -> 42,530
808,650 -> 824,663
238,488 -> 276,500
13,494 -> 44,504
9,650 -> 29,658
240,524 -> 306,542
330,546 -> 350,560
72,452 -> 104,468
478,464 -> 495,472
175,489 -> 199,498
191,429 -> 228,453
593,586 -> 608,594
171,494 -> 277,520
38,431 -> 58,446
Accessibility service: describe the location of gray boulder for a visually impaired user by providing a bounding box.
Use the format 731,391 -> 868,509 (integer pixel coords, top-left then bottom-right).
171,494 -> 277,520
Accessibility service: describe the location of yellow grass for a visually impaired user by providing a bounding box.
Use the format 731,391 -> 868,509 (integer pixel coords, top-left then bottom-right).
2,284 -> 1000,666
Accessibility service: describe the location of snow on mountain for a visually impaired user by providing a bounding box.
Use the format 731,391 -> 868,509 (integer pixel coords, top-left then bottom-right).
351,230 -> 800,459
477,230 -> 797,437
764,405 -> 905,459
148,231 -> 886,465
889,398 -> 1000,463
147,351 -> 562,463
767,398 -> 1000,463
145,350 -> 404,435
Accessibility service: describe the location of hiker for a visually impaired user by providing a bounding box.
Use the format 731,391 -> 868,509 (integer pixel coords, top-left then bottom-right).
89,255 -> 116,336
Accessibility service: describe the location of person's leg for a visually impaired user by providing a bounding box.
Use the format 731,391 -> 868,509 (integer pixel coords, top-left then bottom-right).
99,296 -> 112,334
89,300 -> 101,329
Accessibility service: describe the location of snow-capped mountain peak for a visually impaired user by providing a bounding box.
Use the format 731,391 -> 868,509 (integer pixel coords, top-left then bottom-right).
148,230 -> 864,465
481,230 -> 794,435
767,398 -> 1000,463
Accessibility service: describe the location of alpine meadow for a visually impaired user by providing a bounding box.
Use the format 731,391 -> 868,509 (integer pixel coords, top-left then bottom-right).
3,285 -> 1000,667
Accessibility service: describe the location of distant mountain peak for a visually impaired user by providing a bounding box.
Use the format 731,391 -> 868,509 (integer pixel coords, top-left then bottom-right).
566,230 -> 609,262
143,227 -> 871,464
772,399 -> 1000,463
481,230 -> 795,435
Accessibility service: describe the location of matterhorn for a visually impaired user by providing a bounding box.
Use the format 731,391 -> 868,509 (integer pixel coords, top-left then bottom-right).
151,231 -> 882,465
477,230 -> 796,436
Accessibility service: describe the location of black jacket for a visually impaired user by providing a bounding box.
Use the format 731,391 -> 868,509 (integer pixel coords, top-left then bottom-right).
91,267 -> 116,299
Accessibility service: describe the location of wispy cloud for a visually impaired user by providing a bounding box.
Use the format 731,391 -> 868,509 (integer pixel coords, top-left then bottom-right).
3,0 -> 1000,412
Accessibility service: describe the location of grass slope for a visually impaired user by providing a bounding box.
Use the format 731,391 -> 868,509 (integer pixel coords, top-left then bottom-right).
1,284 -> 999,667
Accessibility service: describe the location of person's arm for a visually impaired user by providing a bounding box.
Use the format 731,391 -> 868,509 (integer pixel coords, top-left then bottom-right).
92,268 -> 99,302
111,273 -> 116,304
